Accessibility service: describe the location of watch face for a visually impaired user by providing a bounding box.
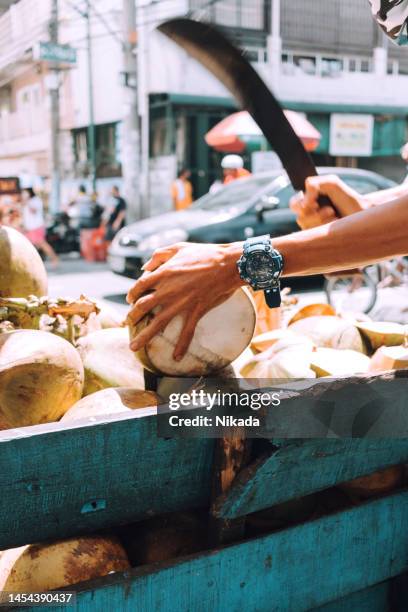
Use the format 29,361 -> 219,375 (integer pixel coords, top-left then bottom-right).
246,251 -> 274,283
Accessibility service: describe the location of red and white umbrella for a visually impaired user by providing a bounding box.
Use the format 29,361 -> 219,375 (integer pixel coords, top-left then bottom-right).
205,110 -> 321,153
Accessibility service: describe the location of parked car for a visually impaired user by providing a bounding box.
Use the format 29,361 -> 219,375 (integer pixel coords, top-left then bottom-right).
108,167 -> 395,279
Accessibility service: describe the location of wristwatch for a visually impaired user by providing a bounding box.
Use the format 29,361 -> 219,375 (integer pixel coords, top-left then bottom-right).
237,235 -> 284,308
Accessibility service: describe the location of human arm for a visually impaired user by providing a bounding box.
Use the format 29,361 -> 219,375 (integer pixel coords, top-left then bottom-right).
127,193 -> 408,359
112,210 -> 126,231
290,175 -> 408,230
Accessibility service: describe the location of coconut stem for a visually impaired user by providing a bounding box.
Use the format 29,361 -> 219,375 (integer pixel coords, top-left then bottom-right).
0,295 -> 99,343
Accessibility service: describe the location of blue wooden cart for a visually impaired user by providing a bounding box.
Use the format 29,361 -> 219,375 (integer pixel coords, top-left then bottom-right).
0,373 -> 407,611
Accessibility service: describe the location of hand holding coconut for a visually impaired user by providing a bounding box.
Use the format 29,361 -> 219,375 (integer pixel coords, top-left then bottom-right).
128,186 -> 408,360
127,242 -> 245,361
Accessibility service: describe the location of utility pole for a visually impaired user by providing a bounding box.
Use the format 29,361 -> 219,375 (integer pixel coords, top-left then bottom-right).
49,0 -> 60,213
268,0 -> 281,86
86,0 -> 96,191
122,0 -> 142,221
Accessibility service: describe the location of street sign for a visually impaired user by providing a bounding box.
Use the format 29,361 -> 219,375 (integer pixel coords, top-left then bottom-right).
33,41 -> 77,65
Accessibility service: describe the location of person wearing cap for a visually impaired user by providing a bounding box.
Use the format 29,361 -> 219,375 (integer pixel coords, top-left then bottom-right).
126,2 -> 408,360
221,155 -> 251,185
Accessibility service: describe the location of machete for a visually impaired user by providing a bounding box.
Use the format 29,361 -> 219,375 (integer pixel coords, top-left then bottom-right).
158,17 -> 330,201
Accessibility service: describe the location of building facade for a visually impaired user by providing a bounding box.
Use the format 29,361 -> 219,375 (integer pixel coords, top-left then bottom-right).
0,0 -> 407,218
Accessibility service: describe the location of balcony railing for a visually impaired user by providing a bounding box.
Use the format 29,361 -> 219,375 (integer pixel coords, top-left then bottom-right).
0,108 -> 47,143
0,0 -> 51,74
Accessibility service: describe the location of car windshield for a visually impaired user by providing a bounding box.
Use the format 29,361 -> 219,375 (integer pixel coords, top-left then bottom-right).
193,174 -> 277,211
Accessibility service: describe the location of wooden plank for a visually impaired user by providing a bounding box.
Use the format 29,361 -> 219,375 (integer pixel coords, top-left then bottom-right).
0,412 -> 213,549
32,491 -> 408,612
312,581 -> 389,611
213,438 -> 408,519
209,433 -> 251,545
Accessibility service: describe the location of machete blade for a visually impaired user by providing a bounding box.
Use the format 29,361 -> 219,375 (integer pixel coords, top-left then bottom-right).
158,18 -> 318,192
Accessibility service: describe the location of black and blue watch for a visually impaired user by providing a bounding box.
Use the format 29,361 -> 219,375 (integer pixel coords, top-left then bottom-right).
237,235 -> 284,308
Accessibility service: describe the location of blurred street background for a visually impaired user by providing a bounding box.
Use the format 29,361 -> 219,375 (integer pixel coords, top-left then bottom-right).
1,0 -> 408,320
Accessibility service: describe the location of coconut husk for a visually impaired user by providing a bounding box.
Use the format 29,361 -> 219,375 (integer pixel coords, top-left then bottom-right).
339,465 -> 405,499
0,330 -> 84,427
289,316 -> 367,353
288,303 -> 336,326
61,387 -> 160,422
77,328 -> 145,396
369,345 -> 408,372
356,321 -> 407,351
131,288 -> 256,377
0,225 -> 47,298
310,348 -> 370,377
0,536 -> 130,591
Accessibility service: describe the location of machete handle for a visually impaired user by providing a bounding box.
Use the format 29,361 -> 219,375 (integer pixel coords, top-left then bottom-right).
317,193 -> 339,216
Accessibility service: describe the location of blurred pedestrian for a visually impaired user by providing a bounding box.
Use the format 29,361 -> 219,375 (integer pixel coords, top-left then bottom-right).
68,184 -> 95,229
221,155 -> 251,185
21,187 -> 58,267
91,190 -> 104,227
104,185 -> 127,242
171,169 -> 193,211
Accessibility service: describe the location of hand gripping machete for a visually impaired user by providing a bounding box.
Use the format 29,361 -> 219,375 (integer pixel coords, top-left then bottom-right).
158,17 -> 333,207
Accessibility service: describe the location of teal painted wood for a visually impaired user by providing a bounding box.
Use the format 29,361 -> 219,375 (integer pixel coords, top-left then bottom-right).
30,491 -> 408,612
214,438 -> 408,518
0,412 -> 213,549
312,581 -> 389,611
1,411 -> 408,547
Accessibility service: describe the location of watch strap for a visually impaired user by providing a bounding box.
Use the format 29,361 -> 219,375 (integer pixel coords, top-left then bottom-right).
264,286 -> 281,308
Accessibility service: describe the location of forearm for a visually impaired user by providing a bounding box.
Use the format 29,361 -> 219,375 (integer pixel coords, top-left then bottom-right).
364,183 -> 408,207
224,195 -> 408,281
276,196 -> 408,276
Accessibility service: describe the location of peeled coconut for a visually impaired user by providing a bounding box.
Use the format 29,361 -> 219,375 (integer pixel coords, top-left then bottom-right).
94,300 -> 124,329
356,321 -> 407,351
250,328 -> 301,353
339,465 -> 405,499
131,288 -> 256,376
77,327 -> 144,396
0,330 -> 84,427
0,225 -> 47,297
289,316 -> 367,353
0,536 -> 130,592
288,303 -> 336,326
241,337 -> 316,379
369,345 -> 408,372
310,348 -> 370,377
62,387 -> 160,421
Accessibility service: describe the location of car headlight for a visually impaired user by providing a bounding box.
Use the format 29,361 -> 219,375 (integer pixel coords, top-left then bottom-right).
110,228 -> 140,249
138,229 -> 188,252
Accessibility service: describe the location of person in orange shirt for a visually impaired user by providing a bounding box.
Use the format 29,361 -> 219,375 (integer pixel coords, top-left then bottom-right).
171,169 -> 193,211
221,155 -> 251,184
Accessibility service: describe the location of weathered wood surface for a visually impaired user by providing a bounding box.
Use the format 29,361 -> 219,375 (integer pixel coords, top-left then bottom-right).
213,438 -> 408,518
32,491 -> 408,612
209,433 -> 251,545
312,581 -> 389,611
1,407 -> 408,547
0,412 -> 213,549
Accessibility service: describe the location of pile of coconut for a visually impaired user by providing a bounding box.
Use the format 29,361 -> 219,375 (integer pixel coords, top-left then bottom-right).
1,225 -> 406,592
240,303 -> 408,380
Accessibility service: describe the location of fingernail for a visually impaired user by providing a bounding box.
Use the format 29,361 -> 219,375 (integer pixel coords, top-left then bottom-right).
174,353 -> 182,362
130,341 -> 140,351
